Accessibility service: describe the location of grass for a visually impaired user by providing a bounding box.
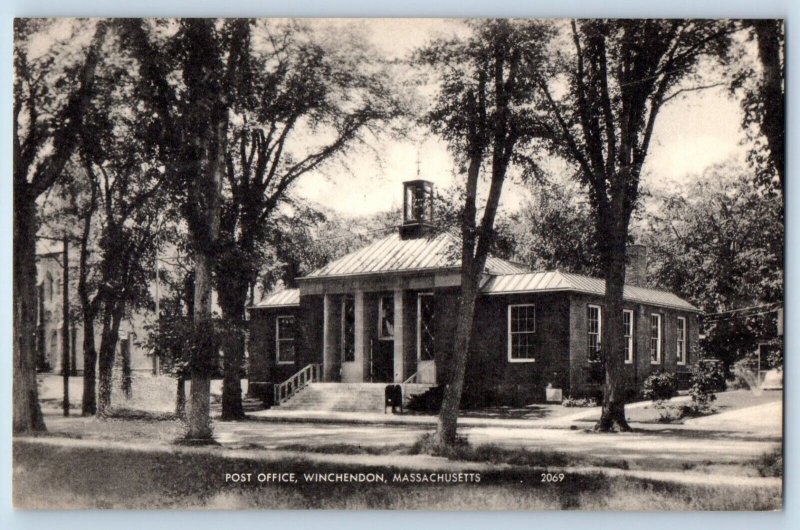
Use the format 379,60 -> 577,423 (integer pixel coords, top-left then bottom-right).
13,440 -> 780,510
753,448 -> 783,478
278,443 -> 410,456
614,390 -> 782,425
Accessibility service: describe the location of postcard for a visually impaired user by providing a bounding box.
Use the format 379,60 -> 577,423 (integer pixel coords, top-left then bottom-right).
12,17 -> 783,510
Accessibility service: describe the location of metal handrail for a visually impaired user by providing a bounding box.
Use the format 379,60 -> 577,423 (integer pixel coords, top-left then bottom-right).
274,363 -> 322,405
402,372 -> 419,385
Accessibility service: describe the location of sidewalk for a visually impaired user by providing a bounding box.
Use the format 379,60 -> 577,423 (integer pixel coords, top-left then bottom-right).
246,396 -> 693,430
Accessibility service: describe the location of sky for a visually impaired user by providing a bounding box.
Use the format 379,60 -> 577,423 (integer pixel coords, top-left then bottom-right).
292,19 -> 751,218
22,18 -> 752,220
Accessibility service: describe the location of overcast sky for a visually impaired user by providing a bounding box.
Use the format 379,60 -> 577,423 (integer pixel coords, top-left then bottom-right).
292,19 -> 751,218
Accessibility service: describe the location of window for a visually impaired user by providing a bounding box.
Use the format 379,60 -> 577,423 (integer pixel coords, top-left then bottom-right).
587,305 -> 602,362
677,316 -> 687,365
341,295 -> 355,362
378,295 -> 394,339
623,309 -> 634,364
45,273 -> 54,301
276,316 -> 295,364
417,293 -> 435,361
508,304 -> 536,362
650,313 -> 662,363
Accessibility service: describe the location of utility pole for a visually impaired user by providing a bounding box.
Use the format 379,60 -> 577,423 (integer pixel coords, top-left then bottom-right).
61,235 -> 70,417
153,255 -> 160,375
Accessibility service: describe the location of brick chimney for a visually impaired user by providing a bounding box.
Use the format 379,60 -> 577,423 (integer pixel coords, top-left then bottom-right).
625,244 -> 647,287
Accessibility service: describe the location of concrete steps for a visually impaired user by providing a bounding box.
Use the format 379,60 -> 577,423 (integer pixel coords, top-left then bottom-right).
277,382 -> 434,412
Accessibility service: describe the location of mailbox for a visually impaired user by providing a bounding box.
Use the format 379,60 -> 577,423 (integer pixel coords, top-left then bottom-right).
384,384 -> 404,414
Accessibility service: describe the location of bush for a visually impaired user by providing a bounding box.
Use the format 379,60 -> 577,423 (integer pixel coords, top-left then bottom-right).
406,385 -> 445,413
562,396 -> 597,408
687,358 -> 726,414
642,371 -> 677,402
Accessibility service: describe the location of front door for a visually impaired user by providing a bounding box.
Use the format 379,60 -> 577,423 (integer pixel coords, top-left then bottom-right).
370,294 -> 396,382
370,339 -> 394,382
417,293 -> 436,384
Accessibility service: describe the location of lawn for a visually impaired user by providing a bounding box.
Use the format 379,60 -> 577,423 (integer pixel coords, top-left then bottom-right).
37,373 -> 248,414
13,440 -> 782,510
574,389 -> 782,425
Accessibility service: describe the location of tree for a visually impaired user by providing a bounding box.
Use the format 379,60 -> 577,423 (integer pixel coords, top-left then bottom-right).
41,39 -> 173,416
643,163 -> 783,313
417,20 -> 554,447
117,19 -> 255,440
731,20 -> 784,191
536,20 -> 732,431
215,20 -> 404,420
514,179 -> 602,276
13,19 -> 107,433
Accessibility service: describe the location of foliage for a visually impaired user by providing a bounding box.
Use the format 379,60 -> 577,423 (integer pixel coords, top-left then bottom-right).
643,164 -> 783,313
700,310 -> 780,374
688,358 -> 726,412
729,21 -> 784,192
417,18 -> 555,445
215,18 -> 407,306
405,385 -> 445,413
642,371 -> 678,402
13,19 -> 109,432
536,19 -> 733,432
514,179 -> 602,276
766,344 -> 783,372
561,396 -> 597,408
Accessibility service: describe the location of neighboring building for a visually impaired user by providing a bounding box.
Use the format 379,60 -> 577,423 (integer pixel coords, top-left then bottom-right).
248,180 -> 700,406
35,239 -> 156,376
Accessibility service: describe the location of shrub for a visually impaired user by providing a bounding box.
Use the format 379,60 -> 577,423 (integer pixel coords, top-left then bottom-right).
406,385 -> 445,413
642,371 -> 677,402
562,396 -> 597,408
687,358 -> 726,414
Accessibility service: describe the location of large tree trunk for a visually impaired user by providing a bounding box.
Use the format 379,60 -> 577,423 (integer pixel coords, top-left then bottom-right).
435,155 -> 483,447
81,311 -> 98,415
436,275 -> 479,445
176,375 -> 187,419
187,252 -> 214,439
595,230 -> 632,432
750,20 -> 785,189
218,274 -> 248,421
182,19 -> 231,441
220,325 -> 246,421
13,194 -> 46,434
97,303 -> 123,415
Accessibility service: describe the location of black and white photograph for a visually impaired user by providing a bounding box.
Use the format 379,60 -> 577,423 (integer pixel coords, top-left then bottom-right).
11,17 -> 784,510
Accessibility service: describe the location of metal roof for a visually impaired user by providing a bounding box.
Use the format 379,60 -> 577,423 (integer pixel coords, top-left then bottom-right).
481,271 -> 698,312
251,289 -> 300,309
254,271 -> 696,312
300,232 -> 529,280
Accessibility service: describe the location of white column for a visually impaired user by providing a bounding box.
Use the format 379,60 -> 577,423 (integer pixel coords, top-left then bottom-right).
351,290 -> 365,382
393,289 -> 405,383
322,294 -> 334,382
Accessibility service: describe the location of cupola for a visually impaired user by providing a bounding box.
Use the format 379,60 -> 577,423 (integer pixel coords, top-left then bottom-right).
399,180 -> 434,239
